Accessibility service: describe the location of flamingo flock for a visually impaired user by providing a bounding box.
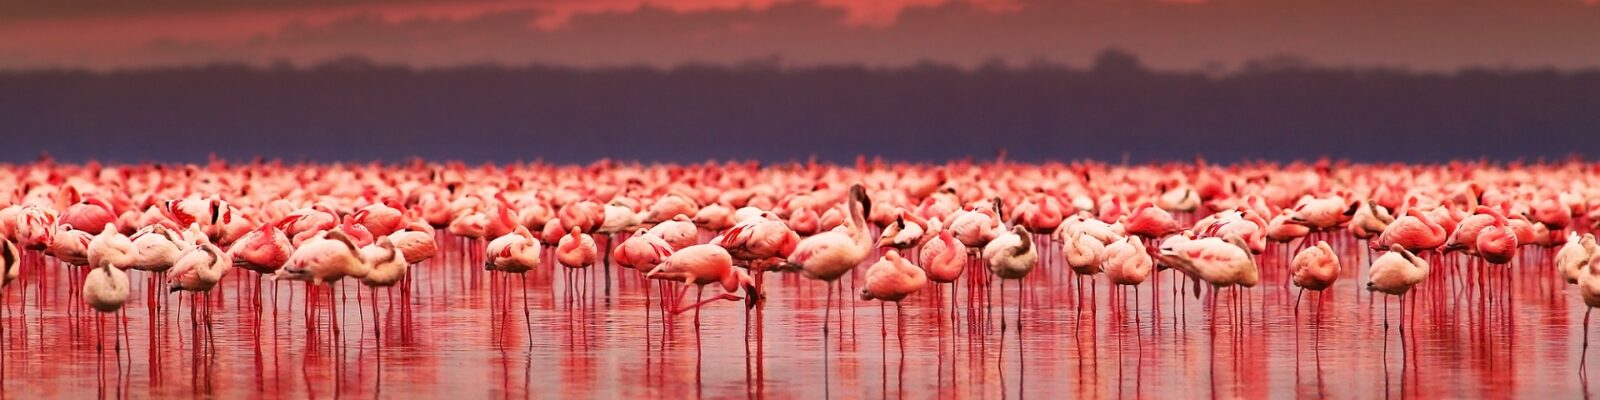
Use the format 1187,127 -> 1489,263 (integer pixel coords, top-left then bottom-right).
4,157 -> 1600,395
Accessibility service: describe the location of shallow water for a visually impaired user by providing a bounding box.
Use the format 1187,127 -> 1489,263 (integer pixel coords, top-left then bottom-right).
0,234 -> 1592,399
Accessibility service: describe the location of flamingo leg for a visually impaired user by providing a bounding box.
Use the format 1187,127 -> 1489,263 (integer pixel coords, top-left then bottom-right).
522,274 -> 533,347
1585,308 -> 1593,371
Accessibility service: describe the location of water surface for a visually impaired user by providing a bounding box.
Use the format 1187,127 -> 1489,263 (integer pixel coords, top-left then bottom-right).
0,236 -> 1589,398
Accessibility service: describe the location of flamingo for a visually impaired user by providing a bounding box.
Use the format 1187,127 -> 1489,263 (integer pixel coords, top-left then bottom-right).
717,211 -> 800,273
82,262 -> 131,357
984,225 -> 1037,331
949,201 -> 1003,249
388,220 -> 439,265
921,229 -> 966,283
169,241 -> 230,330
357,236 -> 408,341
692,204 -> 735,232
1559,233 -> 1597,284
1474,207 -> 1518,264
1103,237 -> 1153,286
1579,253 -> 1600,366
169,242 -> 230,293
1347,200 -> 1394,240
1266,214 -> 1312,245
60,195 -> 117,234
646,215 -> 698,251
1284,195 -> 1357,233
281,230 -> 371,286
1367,244 -> 1430,339
1159,235 -> 1259,318
86,223 -> 134,269
614,229 -> 674,309
48,224 -> 93,266
1290,241 -> 1340,311
229,222 -> 293,274
486,226 -> 543,274
644,193 -> 699,225
14,205 -> 57,250
278,231 -> 368,338
645,244 -> 758,328
1157,185 -> 1201,214
919,228 -> 966,322
354,201 -> 407,237
860,250 -> 926,348
358,237 -> 408,287
1124,204 -> 1183,240
1018,195 -> 1065,234
1444,206 -> 1497,255
788,183 -> 873,336
556,227 -> 599,305
876,210 -> 926,250
229,220 -> 295,311
1372,208 -> 1447,253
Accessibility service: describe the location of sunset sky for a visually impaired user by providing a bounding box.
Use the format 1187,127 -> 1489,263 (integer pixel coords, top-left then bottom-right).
5,0 -> 1600,71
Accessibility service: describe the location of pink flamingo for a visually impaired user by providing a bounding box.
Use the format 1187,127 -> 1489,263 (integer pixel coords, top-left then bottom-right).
645,244 -> 757,329
789,184 -> 873,336
556,227 -> 599,306
920,229 -> 966,322
1559,233 -> 1597,284
984,225 -> 1037,331
1290,241 -> 1340,312
1367,245 -> 1429,343
1372,207 -> 1446,253
860,250 -> 926,350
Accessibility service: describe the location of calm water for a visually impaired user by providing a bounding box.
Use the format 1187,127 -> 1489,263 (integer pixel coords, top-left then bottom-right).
0,234 -> 1591,399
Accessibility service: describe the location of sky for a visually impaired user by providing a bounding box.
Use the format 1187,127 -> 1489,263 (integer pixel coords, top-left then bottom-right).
4,0 -> 1600,71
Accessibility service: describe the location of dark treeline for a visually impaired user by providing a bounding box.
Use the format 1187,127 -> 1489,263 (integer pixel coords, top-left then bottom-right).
3,51 -> 1598,164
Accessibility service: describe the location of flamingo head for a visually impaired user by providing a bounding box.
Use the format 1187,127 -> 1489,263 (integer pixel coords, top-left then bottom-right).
849,183 -> 871,221
208,198 -> 230,225
1342,200 -> 1361,217
722,269 -> 760,310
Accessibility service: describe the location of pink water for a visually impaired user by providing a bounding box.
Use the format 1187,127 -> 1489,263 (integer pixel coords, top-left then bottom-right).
0,236 -> 1591,399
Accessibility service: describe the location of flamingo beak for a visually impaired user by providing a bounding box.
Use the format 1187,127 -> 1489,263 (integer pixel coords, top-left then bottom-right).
744,283 -> 761,310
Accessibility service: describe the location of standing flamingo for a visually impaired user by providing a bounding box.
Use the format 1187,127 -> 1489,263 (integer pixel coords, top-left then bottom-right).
645,215 -> 698,251
1372,208 -> 1447,253
388,220 -> 439,265
645,244 -> 758,329
1367,245 -> 1430,340
614,229 -> 674,317
788,184 -> 873,336
556,227 -> 599,305
1290,241 -> 1340,311
278,231 -> 369,338
919,229 -> 966,322
1159,235 -> 1259,319
87,223 -> 134,268
358,237 -> 409,341
1579,253 -> 1600,367
82,262 -> 131,358
860,250 -> 925,351
984,225 -> 1037,332
229,223 -> 293,274
1559,233 -> 1597,284
1103,237 -> 1153,286
877,212 -> 927,250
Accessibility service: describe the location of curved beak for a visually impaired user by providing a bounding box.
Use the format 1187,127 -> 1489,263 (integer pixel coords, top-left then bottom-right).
744,283 -> 761,309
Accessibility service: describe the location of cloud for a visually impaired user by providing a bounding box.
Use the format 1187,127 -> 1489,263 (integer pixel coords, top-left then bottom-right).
1,0 -> 1598,70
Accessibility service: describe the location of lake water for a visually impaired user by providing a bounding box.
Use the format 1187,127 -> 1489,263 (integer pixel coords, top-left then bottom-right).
0,234 -> 1590,399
